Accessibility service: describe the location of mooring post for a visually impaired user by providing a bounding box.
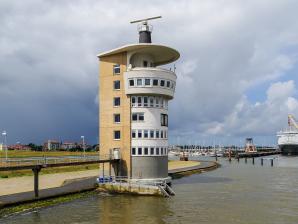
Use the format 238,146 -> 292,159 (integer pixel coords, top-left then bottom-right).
215,154 -> 218,161
237,157 -> 240,163
261,158 -> 264,166
271,159 -> 274,167
252,157 -> 255,165
32,165 -> 42,198
245,157 -> 247,163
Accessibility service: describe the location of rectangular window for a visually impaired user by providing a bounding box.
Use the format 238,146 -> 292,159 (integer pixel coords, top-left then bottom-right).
161,130 -> 164,138
155,98 -> 159,107
150,130 -> 154,138
138,147 -> 142,155
156,130 -> 160,138
114,80 -> 120,90
153,79 -> 158,86
113,64 -> 120,75
161,147 -> 164,155
143,61 -> 148,67
144,147 -> 148,155
132,147 -> 136,155
114,130 -> 120,140
161,98 -> 164,108
160,80 -> 165,87
161,114 -> 168,127
166,81 -> 170,88
114,114 -> 120,123
137,78 -> 143,86
129,79 -> 135,87
164,130 -> 167,139
131,96 -> 136,107
143,97 -> 148,107
138,130 -> 142,138
144,130 -> 148,138
156,147 -> 160,155
149,97 -> 154,107
139,113 -> 144,121
145,78 -> 151,86
132,130 -> 136,138
150,147 -> 155,155
114,97 -> 120,107
132,113 -> 144,122
137,96 -> 142,107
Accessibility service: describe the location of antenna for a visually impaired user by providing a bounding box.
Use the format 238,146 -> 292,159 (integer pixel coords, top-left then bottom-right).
130,16 -> 162,43
130,16 -> 162,24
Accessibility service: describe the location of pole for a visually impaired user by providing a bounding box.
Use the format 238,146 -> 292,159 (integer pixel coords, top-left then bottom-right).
4,134 -> 7,161
83,136 -> 85,158
261,158 -> 264,166
32,166 -> 41,197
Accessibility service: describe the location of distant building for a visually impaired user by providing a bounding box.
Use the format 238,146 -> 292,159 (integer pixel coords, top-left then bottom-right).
61,142 -> 77,150
8,144 -> 31,150
43,140 -> 61,151
245,138 -> 257,153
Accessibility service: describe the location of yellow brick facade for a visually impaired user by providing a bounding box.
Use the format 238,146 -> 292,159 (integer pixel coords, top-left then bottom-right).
99,52 -> 131,177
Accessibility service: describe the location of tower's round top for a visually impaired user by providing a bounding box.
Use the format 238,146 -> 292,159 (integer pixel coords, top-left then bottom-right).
97,43 -> 179,66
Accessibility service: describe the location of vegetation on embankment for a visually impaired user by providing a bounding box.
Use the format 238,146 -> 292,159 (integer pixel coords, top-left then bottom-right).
0,191 -> 98,218
0,150 -> 98,158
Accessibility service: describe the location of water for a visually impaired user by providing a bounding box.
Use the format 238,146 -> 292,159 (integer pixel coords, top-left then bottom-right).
1,156 -> 298,224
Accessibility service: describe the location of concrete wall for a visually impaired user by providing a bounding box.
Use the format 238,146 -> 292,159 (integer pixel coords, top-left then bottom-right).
132,156 -> 168,179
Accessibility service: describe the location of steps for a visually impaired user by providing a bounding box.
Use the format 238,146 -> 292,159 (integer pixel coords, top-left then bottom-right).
158,183 -> 175,197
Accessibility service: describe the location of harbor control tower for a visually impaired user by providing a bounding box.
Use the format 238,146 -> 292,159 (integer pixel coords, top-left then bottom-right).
97,16 -> 180,184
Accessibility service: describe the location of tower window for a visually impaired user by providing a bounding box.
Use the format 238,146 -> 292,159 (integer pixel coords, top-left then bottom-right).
138,147 -> 142,155
143,97 -> 148,107
144,147 -> 149,155
150,147 -> 155,155
144,130 -> 148,138
129,79 -> 135,87
113,64 -> 120,75
143,60 -> 148,67
153,79 -> 158,86
156,130 -> 160,138
156,147 -> 160,155
138,130 -> 142,138
137,96 -> 142,107
161,130 -> 164,138
161,148 -> 164,155
114,80 -> 120,90
160,80 -> 165,87
137,79 -> 143,86
161,114 -> 168,127
114,114 -> 120,123
149,97 -> 154,107
114,130 -> 121,140
166,81 -> 171,88
132,113 -> 144,122
132,147 -> 136,155
132,130 -> 136,138
145,79 -> 151,86
131,96 -> 136,107
150,130 -> 154,138
114,97 -> 120,107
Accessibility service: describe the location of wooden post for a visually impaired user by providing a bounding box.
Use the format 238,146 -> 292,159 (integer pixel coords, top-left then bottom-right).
32,166 -> 42,198
237,157 -> 240,162
261,158 -> 264,166
215,154 -> 218,161
252,157 -> 255,165
271,159 -> 273,167
245,157 -> 247,163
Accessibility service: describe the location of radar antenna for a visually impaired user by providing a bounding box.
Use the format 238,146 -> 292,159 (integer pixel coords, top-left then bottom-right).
130,16 -> 162,43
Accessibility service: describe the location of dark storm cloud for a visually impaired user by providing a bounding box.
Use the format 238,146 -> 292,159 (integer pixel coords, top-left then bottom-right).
0,0 -> 298,145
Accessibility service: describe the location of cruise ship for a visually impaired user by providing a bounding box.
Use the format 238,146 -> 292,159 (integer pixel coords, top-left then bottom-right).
277,114 -> 298,156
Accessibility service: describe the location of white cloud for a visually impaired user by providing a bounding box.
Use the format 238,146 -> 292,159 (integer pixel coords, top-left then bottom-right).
0,0 -> 298,144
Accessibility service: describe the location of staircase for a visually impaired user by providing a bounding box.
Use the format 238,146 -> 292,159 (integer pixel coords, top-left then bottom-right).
158,183 -> 176,197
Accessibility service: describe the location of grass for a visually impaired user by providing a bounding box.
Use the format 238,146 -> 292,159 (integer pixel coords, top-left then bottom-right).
0,150 -> 99,158
0,164 -> 99,178
0,150 -> 100,178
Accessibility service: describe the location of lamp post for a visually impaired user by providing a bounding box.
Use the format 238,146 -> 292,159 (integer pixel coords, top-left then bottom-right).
81,136 -> 85,158
2,131 -> 7,161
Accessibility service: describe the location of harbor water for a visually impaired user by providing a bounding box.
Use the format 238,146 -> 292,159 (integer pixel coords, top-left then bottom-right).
1,156 -> 298,224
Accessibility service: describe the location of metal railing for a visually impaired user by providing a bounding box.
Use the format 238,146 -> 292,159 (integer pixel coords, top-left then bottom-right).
0,154 -> 116,168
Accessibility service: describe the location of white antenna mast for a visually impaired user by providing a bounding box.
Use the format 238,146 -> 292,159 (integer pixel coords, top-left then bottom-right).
130,16 -> 162,43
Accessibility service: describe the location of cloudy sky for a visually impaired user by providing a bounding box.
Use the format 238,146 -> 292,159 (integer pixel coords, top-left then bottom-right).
1,0 -> 298,146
